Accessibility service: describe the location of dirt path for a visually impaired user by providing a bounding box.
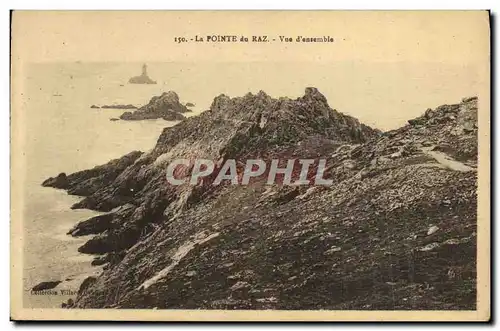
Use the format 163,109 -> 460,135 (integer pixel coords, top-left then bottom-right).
420,147 -> 475,172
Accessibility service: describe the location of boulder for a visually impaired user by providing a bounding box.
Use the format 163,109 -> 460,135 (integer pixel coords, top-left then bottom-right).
32,280 -> 62,291
128,75 -> 156,84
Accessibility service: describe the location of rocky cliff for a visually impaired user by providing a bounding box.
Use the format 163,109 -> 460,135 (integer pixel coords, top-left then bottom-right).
119,91 -> 191,121
128,75 -> 156,84
43,89 -> 477,310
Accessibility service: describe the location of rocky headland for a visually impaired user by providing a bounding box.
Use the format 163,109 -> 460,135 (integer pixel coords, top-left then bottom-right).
42,88 -> 478,310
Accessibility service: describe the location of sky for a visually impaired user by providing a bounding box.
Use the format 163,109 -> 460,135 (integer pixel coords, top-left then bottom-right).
12,11 -> 490,130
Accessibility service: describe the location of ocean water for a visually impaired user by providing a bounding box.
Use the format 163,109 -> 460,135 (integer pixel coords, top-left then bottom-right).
21,63 -> 181,308
19,62 -> 480,308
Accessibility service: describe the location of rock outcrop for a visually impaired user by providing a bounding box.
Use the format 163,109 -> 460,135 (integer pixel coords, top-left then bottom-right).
101,104 -> 138,110
42,151 -> 143,198
128,76 -> 156,85
119,91 -> 190,121
90,104 -> 138,109
43,89 -> 477,310
32,281 -> 62,291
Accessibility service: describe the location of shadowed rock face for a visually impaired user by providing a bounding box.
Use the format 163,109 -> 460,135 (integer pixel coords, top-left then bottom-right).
119,91 -> 190,121
44,89 -> 478,310
32,281 -> 62,291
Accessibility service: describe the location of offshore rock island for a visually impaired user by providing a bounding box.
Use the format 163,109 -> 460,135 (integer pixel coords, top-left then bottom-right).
128,63 -> 157,85
90,91 -> 191,122
42,88 -> 478,310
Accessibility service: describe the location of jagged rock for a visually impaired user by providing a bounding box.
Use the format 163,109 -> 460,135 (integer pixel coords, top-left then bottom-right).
408,118 -> 425,126
91,255 -> 108,266
185,102 -> 195,107
90,105 -> 100,109
462,122 -> 475,133
231,281 -> 250,291
77,233 -> 113,254
43,91 -> 477,310
427,225 -> 439,236
42,151 -> 143,207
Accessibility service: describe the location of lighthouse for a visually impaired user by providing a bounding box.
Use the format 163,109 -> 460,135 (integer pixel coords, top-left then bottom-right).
128,63 -> 157,84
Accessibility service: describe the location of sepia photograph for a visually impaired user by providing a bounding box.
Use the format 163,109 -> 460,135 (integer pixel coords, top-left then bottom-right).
10,10 -> 490,321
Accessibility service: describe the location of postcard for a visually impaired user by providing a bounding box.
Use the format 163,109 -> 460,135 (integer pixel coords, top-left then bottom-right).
10,10 -> 490,321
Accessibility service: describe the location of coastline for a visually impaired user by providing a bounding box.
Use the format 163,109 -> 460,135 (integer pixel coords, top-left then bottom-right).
40,91 -> 478,310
